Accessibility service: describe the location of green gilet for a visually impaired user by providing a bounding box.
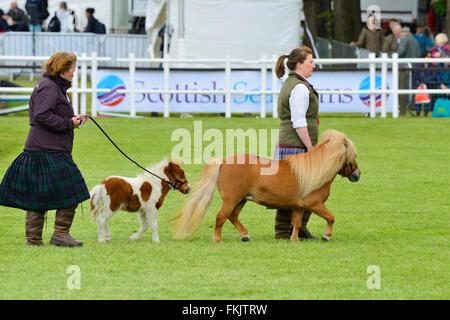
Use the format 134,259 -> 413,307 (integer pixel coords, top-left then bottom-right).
277,72 -> 319,148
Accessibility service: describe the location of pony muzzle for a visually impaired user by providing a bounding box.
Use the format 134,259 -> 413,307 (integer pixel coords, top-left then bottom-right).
348,168 -> 361,182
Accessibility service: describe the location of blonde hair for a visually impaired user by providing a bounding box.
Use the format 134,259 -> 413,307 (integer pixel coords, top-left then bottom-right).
275,46 -> 313,79
43,51 -> 77,77
435,33 -> 448,46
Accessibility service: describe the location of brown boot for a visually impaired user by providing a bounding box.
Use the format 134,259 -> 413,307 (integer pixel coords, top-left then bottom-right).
25,211 -> 45,246
274,209 -> 292,239
298,211 -> 318,240
50,206 -> 83,247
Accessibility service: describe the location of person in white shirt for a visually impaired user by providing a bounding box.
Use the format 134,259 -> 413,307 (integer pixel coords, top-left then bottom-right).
56,1 -> 73,32
273,46 -> 320,240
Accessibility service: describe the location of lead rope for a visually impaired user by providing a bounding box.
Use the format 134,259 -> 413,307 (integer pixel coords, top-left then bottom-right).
87,116 -> 176,189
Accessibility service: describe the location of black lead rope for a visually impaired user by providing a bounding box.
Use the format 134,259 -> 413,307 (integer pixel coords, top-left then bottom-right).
87,116 -> 176,189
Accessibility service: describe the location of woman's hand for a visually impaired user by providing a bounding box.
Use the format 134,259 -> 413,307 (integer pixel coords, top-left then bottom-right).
71,115 -> 90,128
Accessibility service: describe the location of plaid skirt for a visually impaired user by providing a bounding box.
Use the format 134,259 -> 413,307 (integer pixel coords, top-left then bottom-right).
273,146 -> 307,160
0,151 -> 90,211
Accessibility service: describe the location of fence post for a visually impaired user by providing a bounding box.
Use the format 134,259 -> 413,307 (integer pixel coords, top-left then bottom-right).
225,54 -> 231,118
129,52 -> 136,117
369,52 -> 376,118
72,63 -> 79,114
81,52 -> 87,115
90,51 -> 98,117
392,53 -> 399,118
271,54 -> 278,118
163,55 -> 170,118
260,55 -> 267,118
381,53 -> 387,118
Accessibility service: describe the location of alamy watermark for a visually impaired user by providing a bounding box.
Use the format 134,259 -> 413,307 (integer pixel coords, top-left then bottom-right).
366,5 -> 381,30
170,121 -> 280,175
66,265 -> 81,290
366,265 -> 381,290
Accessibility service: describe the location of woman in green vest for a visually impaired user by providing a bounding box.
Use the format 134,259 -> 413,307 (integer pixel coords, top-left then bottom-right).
273,45 -> 319,240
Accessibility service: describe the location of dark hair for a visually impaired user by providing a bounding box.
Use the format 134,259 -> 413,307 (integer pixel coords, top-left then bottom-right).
86,8 -> 95,15
275,46 -> 313,79
60,2 -> 67,10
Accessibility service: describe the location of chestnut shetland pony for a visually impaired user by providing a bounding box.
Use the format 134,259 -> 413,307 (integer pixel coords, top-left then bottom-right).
173,129 -> 361,242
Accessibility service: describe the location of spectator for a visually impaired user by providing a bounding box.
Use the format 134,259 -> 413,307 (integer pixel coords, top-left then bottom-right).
56,2 -> 74,32
84,8 -> 106,34
3,1 -> 29,31
397,27 -> 421,115
25,0 -> 43,32
413,52 -> 437,116
0,10 -> 10,32
397,27 -> 421,58
430,33 -> 450,58
382,22 -> 401,55
384,18 -> 398,37
350,13 -> 384,56
414,25 -> 435,55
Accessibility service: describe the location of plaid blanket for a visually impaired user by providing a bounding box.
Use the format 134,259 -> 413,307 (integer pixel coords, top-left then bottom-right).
0,151 -> 90,211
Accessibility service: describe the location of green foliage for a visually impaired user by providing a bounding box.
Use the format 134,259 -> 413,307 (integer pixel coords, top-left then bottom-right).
432,0 -> 447,17
0,115 -> 448,299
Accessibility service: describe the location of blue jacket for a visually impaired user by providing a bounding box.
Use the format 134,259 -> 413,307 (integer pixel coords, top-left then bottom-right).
413,34 -> 434,54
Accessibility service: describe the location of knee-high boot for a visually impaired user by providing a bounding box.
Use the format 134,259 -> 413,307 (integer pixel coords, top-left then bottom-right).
50,206 -> 83,247
25,211 -> 46,246
274,209 -> 292,239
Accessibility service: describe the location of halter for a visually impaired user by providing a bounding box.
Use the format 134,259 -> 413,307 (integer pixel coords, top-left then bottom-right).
338,160 -> 358,178
165,171 -> 189,191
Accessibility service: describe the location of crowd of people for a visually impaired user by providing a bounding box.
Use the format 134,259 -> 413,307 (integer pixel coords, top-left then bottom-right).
0,1 -> 106,34
350,11 -> 449,117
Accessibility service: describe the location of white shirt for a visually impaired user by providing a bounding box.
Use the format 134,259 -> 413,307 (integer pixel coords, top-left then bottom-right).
289,83 -> 310,128
56,10 -> 74,33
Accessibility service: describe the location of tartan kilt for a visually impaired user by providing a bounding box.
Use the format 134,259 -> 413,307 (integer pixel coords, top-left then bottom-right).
0,151 -> 90,211
273,146 -> 307,160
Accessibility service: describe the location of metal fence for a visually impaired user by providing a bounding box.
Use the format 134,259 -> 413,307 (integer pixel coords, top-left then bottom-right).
315,37 -> 371,68
0,32 -> 149,73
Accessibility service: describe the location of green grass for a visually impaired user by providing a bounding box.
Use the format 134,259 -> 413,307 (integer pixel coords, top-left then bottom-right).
0,113 -> 448,300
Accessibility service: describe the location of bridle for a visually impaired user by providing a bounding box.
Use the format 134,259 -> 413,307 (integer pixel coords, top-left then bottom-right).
338,160 -> 358,178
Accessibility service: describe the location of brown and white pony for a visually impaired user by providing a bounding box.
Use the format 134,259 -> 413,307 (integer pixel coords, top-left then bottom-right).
90,159 -> 190,243
173,129 -> 360,242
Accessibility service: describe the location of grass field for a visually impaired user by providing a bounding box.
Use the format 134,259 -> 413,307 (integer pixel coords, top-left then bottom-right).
0,112 -> 448,300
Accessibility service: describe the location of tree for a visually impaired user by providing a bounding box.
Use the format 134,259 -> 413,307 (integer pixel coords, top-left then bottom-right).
333,0 -> 362,43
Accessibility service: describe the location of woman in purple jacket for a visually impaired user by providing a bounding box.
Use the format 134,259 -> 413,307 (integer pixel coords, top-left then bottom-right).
0,51 -> 90,247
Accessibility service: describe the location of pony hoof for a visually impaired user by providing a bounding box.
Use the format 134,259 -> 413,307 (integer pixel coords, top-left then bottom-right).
241,235 -> 250,242
321,235 -> 330,242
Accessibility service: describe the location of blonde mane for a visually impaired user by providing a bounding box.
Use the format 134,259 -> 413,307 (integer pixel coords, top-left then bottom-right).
285,129 -> 357,198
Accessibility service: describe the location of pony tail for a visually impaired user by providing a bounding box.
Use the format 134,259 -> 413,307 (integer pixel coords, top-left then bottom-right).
275,54 -> 288,79
172,160 -> 221,239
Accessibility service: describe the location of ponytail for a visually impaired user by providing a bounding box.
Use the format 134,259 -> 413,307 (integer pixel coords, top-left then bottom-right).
275,54 -> 288,79
275,46 -> 313,79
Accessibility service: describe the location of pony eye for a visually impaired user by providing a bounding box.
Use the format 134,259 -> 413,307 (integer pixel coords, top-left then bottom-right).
179,173 -> 184,179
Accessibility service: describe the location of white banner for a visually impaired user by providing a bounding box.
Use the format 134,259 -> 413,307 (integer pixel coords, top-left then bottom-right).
96,70 -> 393,114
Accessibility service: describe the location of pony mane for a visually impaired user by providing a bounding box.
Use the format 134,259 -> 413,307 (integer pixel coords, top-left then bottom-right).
137,158 -> 171,182
285,129 -> 357,198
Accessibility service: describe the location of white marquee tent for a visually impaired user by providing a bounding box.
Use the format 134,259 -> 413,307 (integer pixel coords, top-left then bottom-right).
145,0 -> 303,62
